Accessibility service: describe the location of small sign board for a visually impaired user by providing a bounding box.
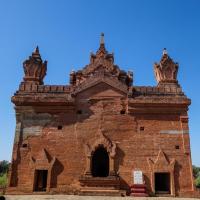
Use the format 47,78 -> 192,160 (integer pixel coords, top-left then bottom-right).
133,170 -> 143,184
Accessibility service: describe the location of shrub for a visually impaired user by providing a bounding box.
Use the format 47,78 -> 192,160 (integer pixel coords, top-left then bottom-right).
195,176 -> 200,188
193,165 -> 200,179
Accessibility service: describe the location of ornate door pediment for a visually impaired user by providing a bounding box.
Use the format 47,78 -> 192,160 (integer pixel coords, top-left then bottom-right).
73,77 -> 128,99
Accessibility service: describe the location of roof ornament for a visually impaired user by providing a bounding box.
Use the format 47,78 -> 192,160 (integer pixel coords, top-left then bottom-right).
96,33 -> 106,54
100,32 -> 105,45
32,46 -> 41,60
154,48 -> 179,85
35,46 -> 39,54
23,46 -> 47,85
162,48 -> 168,55
69,33 -> 132,88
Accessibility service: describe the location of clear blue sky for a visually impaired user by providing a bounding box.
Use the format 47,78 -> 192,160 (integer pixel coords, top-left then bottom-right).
0,0 -> 200,166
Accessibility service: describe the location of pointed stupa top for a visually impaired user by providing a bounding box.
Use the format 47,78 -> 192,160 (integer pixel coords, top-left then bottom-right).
32,46 -> 42,61
35,46 -> 39,53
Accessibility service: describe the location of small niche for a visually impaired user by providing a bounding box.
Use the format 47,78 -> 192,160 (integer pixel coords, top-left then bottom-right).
57,125 -> 63,130
22,143 -> 28,148
77,110 -> 82,115
120,110 -> 126,114
175,145 -> 180,149
140,126 -> 144,131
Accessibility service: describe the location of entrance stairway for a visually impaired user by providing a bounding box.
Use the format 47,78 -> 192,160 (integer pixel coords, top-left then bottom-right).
79,187 -> 125,196
79,175 -> 126,196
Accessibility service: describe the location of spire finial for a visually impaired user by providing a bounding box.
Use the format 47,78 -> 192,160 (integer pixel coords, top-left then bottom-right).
100,33 -> 104,45
32,46 -> 41,59
163,48 -> 167,55
34,46 -> 39,54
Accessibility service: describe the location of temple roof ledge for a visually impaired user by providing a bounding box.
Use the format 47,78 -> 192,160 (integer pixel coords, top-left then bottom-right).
131,85 -> 185,96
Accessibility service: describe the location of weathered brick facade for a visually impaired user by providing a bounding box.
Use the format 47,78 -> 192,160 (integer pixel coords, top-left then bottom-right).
7,34 -> 196,197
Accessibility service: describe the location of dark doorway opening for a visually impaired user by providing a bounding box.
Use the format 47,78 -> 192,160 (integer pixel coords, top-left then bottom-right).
92,146 -> 109,177
34,170 -> 48,192
155,172 -> 170,194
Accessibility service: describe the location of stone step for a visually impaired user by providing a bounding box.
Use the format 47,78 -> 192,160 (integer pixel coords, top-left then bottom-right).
130,187 -> 146,193
79,188 -> 126,196
130,193 -> 148,197
80,187 -> 117,190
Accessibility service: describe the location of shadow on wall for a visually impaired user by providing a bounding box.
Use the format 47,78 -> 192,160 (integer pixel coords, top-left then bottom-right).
57,100 -> 95,126
50,159 -> 64,188
120,177 -> 131,195
115,147 -> 128,191
115,147 -> 125,174
144,174 -> 152,196
174,161 -> 182,196
9,123 -> 24,188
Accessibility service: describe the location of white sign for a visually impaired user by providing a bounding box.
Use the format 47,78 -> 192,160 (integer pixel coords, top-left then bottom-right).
133,170 -> 143,184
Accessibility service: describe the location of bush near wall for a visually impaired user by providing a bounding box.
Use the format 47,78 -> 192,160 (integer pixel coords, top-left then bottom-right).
196,176 -> 200,188
193,165 -> 200,188
0,161 -> 9,175
0,173 -> 7,195
0,173 -> 7,188
0,160 -> 9,194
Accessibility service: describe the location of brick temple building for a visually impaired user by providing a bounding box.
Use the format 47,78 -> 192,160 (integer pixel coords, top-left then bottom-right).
7,34 -> 196,197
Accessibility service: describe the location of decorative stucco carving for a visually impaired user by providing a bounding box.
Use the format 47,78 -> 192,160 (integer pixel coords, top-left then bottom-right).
86,127 -> 117,158
154,48 -> 179,84
23,46 -> 47,85
30,148 -> 56,169
148,149 -> 175,171
73,75 -> 128,96
70,33 -> 133,88
147,149 -> 176,195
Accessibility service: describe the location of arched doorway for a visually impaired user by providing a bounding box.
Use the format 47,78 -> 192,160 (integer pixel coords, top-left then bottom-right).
92,146 -> 109,177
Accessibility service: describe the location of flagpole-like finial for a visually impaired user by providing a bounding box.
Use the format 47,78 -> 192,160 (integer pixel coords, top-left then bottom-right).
163,48 -> 167,55
100,33 -> 104,45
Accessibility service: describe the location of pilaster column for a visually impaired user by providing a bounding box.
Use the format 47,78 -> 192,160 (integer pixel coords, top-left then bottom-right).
85,156 -> 92,176
170,170 -> 175,196
46,168 -> 51,192
109,156 -> 115,176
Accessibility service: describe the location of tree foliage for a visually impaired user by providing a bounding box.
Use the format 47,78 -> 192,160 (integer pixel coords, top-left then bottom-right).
193,165 -> 200,188
0,173 -> 7,188
0,160 -> 9,176
0,160 -> 9,188
195,176 -> 200,188
193,165 -> 200,178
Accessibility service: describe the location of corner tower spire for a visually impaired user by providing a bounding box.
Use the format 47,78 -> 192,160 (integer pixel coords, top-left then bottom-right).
154,48 -> 179,86
23,46 -> 47,85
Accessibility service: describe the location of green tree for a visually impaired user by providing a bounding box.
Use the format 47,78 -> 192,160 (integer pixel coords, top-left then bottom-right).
195,176 -> 200,188
193,165 -> 200,188
0,173 -> 7,187
0,160 -> 9,175
0,160 -> 9,189
193,165 -> 200,179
